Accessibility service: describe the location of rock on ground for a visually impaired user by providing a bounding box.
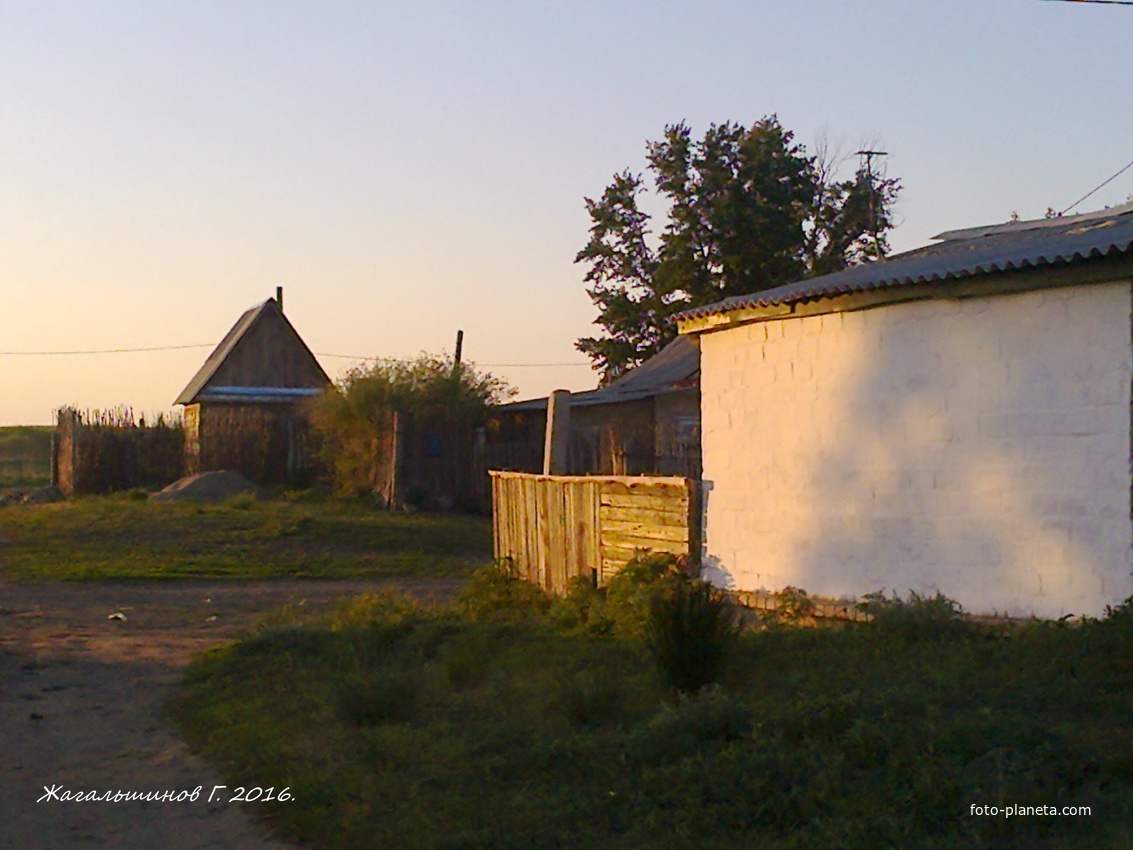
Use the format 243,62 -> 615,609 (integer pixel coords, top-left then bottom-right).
149,472 -> 262,504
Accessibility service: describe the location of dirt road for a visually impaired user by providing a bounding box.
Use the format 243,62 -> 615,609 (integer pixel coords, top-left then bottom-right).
0,579 -> 461,850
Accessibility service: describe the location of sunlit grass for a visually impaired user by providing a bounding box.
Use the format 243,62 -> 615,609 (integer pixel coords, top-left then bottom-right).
168,576 -> 1133,849
0,494 -> 491,580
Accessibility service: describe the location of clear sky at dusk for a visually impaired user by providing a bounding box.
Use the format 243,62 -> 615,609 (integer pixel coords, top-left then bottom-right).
2,0 -> 1131,425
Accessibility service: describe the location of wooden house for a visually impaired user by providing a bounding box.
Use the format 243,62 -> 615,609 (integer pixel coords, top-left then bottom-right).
676,203 -> 1133,618
175,288 -> 331,485
485,335 -> 700,478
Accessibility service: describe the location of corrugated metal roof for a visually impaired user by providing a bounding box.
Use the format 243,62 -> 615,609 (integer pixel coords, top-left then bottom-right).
675,203 -> 1133,323
498,335 -> 699,413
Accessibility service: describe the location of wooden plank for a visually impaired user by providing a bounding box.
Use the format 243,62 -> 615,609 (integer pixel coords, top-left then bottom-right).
601,539 -> 688,561
599,492 -> 689,512
600,520 -> 689,544
600,505 -> 688,527
599,479 -> 687,498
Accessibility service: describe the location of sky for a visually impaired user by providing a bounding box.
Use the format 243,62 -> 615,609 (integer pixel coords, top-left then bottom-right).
2,0 -> 1132,426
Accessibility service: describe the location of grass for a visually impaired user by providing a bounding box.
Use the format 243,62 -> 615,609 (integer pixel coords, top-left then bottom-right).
167,570 -> 1133,849
0,494 -> 492,580
0,425 -> 52,488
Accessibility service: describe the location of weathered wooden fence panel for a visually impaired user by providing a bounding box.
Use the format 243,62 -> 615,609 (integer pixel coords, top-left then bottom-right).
490,471 -> 695,592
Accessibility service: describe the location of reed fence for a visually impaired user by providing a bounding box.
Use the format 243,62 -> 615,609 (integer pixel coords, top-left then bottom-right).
54,407 -> 185,495
489,471 -> 698,593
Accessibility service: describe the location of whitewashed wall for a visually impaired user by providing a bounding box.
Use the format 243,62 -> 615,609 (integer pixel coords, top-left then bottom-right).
698,282 -> 1133,617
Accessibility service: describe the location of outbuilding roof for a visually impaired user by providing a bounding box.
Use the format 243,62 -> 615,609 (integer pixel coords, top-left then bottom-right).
499,335 -> 699,413
175,297 -> 331,405
674,202 -> 1133,324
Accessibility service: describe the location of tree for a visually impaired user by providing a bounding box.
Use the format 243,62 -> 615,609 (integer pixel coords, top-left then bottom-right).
307,353 -> 514,497
576,117 -> 900,381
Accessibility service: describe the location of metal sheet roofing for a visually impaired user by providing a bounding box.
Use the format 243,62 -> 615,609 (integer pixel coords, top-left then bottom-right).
498,335 -> 699,412
675,202 -> 1133,323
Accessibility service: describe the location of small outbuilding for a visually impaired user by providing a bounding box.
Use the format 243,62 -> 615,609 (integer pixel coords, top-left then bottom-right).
676,203 -> 1133,618
175,289 -> 330,485
486,335 -> 700,477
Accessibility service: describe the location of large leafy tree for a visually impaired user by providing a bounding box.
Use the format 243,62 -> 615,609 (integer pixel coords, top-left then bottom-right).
576,117 -> 900,381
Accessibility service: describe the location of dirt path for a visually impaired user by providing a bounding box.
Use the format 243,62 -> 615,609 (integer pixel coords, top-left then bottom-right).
0,579 -> 462,850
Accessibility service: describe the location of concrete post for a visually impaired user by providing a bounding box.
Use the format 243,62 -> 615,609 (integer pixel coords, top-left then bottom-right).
542,389 -> 572,475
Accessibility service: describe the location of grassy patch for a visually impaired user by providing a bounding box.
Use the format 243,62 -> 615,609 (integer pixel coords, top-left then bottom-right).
0,494 -> 491,580
0,425 -> 52,488
168,575 -> 1133,849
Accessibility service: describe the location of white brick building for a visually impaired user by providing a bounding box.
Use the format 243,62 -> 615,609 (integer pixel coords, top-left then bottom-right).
676,205 -> 1133,617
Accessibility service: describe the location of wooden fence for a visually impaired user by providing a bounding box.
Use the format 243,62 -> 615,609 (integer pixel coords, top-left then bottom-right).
489,471 -> 698,593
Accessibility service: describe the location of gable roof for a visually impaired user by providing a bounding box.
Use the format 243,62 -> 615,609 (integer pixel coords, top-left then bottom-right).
500,335 -> 699,413
175,297 -> 331,405
675,202 -> 1133,326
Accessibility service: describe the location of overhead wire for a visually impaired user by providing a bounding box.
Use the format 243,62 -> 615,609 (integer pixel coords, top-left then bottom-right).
0,343 -> 590,367
1059,155 -> 1133,216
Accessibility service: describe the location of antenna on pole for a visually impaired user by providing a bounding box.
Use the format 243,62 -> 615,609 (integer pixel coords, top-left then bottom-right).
855,150 -> 887,260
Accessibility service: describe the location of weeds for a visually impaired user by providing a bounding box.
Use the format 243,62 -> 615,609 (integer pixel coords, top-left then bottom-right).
858,589 -> 975,640
455,560 -> 552,622
169,588 -> 1133,850
645,577 -> 739,697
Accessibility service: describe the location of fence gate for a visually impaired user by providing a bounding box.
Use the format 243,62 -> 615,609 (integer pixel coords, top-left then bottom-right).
489,471 -> 698,593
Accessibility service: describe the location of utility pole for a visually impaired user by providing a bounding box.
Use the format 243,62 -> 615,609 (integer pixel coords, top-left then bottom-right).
452,329 -> 464,381
448,329 -> 464,509
855,150 -> 887,260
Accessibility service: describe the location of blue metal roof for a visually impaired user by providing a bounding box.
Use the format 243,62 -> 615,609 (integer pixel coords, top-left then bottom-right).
675,203 -> 1133,323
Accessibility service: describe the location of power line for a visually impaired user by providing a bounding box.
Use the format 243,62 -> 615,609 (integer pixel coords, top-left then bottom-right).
1060,154 -> 1133,216
316,352 -> 590,367
0,343 -> 589,368
1040,0 -> 1133,5
0,343 -> 215,355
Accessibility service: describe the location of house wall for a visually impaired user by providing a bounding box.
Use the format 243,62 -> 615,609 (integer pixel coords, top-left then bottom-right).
699,281 -> 1133,617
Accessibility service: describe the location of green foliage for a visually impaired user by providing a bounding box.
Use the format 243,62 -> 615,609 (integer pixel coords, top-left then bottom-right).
627,686 -> 751,765
307,351 -> 514,496
170,587 -> 1133,850
549,574 -> 615,635
558,664 -> 626,729
645,578 -> 740,697
576,117 -> 901,380
773,584 -> 817,624
858,589 -> 974,641
455,560 -> 553,623
602,551 -> 687,637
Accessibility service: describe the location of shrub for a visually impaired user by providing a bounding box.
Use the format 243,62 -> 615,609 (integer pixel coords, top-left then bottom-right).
444,631 -> 494,690
604,551 -> 687,637
548,574 -> 614,635
645,577 -> 740,697
857,589 -> 972,641
558,665 -> 625,729
627,686 -> 751,765
455,561 -> 552,623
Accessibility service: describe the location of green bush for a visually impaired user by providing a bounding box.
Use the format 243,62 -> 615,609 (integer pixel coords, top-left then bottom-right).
858,589 -> 973,641
645,577 -> 740,696
604,551 -> 687,637
558,665 -> 625,729
455,560 -> 552,623
548,574 -> 614,635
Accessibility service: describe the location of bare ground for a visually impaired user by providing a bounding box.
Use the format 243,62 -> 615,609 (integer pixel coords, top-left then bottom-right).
0,579 -> 462,850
